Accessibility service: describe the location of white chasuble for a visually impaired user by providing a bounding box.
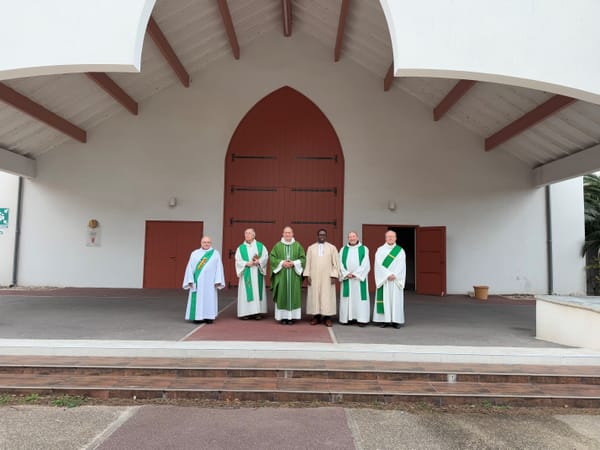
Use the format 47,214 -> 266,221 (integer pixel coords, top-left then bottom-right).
182,247 -> 225,321
235,240 -> 269,317
339,243 -> 371,324
373,243 -> 405,324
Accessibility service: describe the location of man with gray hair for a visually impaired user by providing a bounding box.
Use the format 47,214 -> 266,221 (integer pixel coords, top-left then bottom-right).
235,228 -> 269,320
182,236 -> 225,324
373,230 -> 406,329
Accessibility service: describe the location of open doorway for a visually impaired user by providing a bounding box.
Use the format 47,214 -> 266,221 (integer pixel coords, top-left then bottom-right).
362,224 -> 446,296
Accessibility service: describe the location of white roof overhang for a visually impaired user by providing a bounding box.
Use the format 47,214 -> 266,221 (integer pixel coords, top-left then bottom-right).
0,0 -> 156,81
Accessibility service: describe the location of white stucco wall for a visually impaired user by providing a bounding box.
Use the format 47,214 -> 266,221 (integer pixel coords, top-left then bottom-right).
17,31 -> 560,293
0,172 -> 19,286
550,178 -> 586,295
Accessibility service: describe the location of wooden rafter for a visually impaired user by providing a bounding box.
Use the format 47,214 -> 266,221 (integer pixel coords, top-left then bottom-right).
146,16 -> 190,87
86,73 -> 138,115
485,95 -> 576,151
217,0 -> 240,59
0,82 -> 86,143
383,63 -> 394,91
334,0 -> 350,61
433,80 -> 476,121
282,0 -> 292,37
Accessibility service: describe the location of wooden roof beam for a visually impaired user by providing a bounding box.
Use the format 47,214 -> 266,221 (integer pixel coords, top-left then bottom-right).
0,82 -> 86,143
217,0 -> 240,59
485,95 -> 576,151
86,73 -> 138,115
383,63 -> 394,91
433,80 -> 476,121
146,16 -> 190,87
334,0 -> 350,61
282,0 -> 292,37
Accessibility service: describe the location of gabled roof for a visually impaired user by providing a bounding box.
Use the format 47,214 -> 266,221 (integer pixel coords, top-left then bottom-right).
1,0 -> 599,180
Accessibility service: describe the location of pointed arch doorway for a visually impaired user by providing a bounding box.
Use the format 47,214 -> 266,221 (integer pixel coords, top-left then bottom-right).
223,86 -> 345,286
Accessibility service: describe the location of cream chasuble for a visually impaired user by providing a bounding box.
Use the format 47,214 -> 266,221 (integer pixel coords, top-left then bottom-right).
304,241 -> 340,316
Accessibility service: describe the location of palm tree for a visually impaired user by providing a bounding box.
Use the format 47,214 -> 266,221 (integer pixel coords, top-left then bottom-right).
583,174 -> 600,258
583,174 -> 600,294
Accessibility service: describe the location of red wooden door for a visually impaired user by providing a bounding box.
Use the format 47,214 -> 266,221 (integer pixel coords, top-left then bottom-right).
223,86 -> 344,286
416,226 -> 446,296
361,224 -> 389,293
143,221 -> 203,288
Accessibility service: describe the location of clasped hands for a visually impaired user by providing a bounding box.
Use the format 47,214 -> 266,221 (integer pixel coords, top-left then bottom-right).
246,255 -> 260,267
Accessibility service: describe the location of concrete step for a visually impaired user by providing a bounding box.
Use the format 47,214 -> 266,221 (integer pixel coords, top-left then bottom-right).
0,356 -> 599,407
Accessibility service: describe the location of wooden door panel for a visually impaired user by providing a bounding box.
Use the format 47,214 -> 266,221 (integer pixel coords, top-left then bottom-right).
285,188 -> 340,250
144,222 -> 177,288
286,157 -> 340,187
227,187 -> 282,219
416,226 -> 447,296
227,155 -> 280,186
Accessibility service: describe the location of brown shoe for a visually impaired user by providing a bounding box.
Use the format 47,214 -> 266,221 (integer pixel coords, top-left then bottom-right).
310,316 -> 321,325
324,319 -> 333,327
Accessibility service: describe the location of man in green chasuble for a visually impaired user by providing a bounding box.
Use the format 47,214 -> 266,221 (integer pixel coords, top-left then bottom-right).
270,226 -> 305,325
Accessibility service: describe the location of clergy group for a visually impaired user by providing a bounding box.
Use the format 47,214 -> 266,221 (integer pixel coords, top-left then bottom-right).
182,227 -> 406,329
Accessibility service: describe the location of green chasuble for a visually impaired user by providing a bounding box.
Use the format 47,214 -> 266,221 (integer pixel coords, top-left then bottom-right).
270,240 -> 305,311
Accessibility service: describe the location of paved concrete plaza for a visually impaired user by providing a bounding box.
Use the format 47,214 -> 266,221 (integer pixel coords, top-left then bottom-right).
0,288 -> 559,347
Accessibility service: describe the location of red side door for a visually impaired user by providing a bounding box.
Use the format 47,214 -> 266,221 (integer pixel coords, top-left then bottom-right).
416,226 -> 446,296
143,221 -> 203,288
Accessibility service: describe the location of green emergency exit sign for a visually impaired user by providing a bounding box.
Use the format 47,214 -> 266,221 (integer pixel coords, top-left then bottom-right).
0,208 -> 8,228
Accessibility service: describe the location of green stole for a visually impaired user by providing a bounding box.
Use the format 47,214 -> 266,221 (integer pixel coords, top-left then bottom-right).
341,244 -> 367,300
239,241 -> 264,302
376,245 -> 402,314
189,249 -> 214,320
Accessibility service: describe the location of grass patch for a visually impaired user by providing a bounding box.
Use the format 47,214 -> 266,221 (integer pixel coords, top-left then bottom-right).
24,393 -> 41,403
0,393 -> 13,405
51,395 -> 87,408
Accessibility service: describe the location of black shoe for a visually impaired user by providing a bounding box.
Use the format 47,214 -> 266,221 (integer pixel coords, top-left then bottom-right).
392,323 -> 401,329
281,319 -> 288,325
205,319 -> 214,324
378,322 -> 389,328
192,320 -> 203,324
358,322 -> 367,328
288,319 -> 294,325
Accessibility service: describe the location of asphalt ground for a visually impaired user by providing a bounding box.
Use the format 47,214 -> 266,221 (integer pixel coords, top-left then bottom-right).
1,404 -> 599,450
0,289 -> 559,347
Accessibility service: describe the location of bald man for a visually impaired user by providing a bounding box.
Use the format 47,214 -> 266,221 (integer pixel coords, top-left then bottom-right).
373,230 -> 406,329
235,228 -> 269,320
182,236 -> 225,324
270,226 -> 305,325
